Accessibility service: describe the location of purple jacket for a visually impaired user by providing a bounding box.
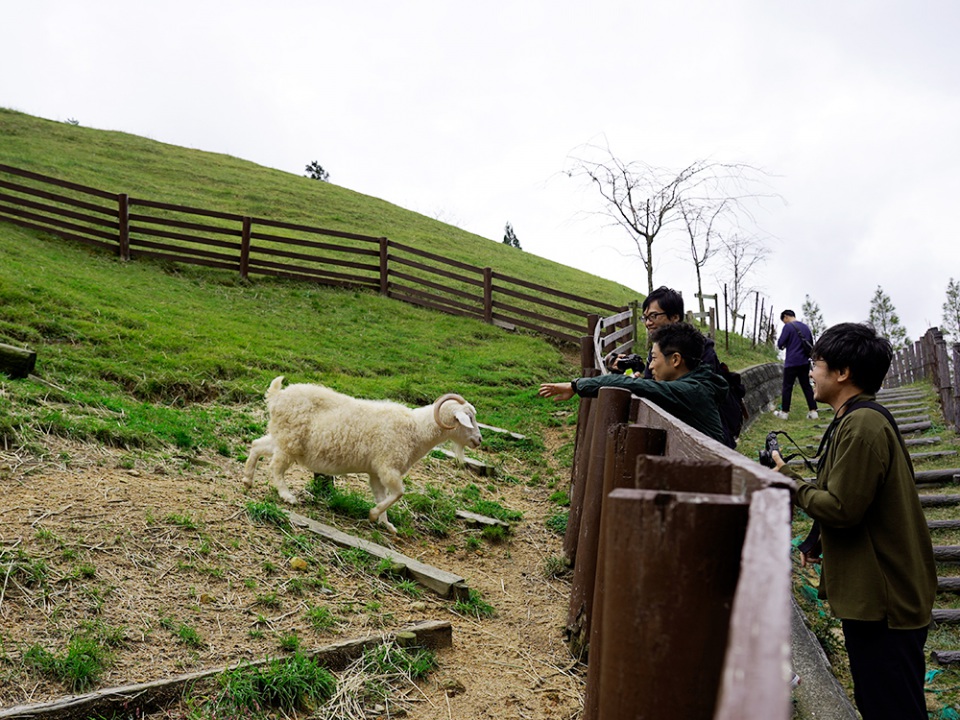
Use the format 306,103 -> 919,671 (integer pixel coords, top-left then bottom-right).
777,320 -> 813,368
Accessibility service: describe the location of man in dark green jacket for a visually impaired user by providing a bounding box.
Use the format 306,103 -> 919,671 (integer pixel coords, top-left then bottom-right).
538,322 -> 728,445
773,322 -> 935,720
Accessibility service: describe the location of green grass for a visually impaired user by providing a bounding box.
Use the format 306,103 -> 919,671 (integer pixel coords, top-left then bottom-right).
213,652 -> 336,715
0,107 -> 775,459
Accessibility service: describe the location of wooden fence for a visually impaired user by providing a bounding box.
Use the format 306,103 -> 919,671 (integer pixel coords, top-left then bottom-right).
885,327 -> 960,432
564,337 -> 792,719
0,163 -> 632,348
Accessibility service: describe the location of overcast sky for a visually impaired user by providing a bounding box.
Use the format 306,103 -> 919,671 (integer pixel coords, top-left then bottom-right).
3,0 -> 958,342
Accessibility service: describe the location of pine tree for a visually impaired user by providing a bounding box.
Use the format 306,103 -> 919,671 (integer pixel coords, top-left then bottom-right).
801,294 -> 826,338
943,278 -> 960,341
868,286 -> 910,350
502,222 -> 521,249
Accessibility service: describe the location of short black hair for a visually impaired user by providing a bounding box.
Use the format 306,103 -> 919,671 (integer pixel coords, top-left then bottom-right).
650,322 -> 704,371
643,286 -> 684,319
812,322 -> 892,394
780,309 -> 796,321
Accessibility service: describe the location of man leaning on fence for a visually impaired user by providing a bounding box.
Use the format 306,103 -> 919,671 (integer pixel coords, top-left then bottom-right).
539,322 -> 728,445
772,322 -> 936,720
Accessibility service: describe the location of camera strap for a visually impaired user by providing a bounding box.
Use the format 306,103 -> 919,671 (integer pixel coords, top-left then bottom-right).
797,397 -> 913,556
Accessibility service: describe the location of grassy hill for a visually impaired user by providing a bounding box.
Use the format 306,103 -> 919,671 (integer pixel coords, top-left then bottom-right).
0,107 -> 775,454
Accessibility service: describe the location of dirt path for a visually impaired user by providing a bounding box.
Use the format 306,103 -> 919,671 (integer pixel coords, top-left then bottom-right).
0,431 -> 585,718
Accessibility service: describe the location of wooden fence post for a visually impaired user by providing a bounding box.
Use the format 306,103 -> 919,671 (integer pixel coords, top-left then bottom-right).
566,387 -> 632,656
378,237 -> 389,296
563,336 -> 603,561
239,217 -> 251,280
596,488 -> 748,720
582,425 -> 667,720
483,267 -> 493,324
0,343 -> 37,379
118,193 -> 130,261
954,344 -> 960,432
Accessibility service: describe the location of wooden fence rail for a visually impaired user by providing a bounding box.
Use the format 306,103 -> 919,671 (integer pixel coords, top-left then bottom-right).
0,163 -> 632,349
565,342 -> 792,719
885,327 -> 960,433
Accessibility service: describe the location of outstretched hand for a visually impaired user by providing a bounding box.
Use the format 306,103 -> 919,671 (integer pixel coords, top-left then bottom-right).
539,382 -> 576,402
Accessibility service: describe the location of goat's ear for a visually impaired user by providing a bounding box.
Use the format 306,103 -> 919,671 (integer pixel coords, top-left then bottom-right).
454,410 -> 474,429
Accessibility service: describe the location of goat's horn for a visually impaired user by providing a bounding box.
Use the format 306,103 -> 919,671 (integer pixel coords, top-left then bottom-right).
433,393 -> 467,429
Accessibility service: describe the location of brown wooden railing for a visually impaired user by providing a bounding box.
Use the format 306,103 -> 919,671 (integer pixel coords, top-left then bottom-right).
565,342 -> 792,719
0,163 -> 633,348
885,327 -> 960,432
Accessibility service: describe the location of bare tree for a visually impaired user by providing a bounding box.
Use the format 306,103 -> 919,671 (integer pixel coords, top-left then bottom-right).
717,233 -> 770,331
565,139 -> 772,294
679,199 -> 727,316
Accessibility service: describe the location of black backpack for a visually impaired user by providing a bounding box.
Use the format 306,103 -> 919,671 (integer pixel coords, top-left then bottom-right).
717,362 -> 748,446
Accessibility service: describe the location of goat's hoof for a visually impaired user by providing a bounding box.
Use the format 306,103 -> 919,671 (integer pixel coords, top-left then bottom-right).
279,492 -> 298,504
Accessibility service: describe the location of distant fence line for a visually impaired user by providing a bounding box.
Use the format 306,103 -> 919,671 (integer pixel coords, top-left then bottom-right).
885,326 -> 960,432
0,163 -> 634,349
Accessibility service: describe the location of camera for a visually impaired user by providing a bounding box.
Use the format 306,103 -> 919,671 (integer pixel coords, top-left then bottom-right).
758,431 -> 780,468
607,353 -> 644,374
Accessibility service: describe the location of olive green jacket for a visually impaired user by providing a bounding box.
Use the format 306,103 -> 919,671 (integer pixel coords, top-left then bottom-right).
573,364 -> 727,445
782,394 -> 936,629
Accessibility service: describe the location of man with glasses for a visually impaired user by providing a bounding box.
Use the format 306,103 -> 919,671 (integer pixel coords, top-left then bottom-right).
771,323 -> 935,720
605,286 -> 745,447
539,322 -> 728,445
774,309 -> 819,420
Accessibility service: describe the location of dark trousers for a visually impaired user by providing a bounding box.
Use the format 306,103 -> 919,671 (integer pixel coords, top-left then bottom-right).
842,619 -> 928,720
781,363 -> 816,412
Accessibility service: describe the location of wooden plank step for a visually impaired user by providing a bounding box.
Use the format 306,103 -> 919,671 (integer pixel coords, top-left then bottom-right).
932,608 -> 960,625
911,451 -> 958,461
933,546 -> 960,562
937,576 -> 960,592
916,469 -> 960,485
435,447 -> 496,476
920,494 -> 960,507
456,509 -> 511,528
892,414 -> 931,424
905,437 -> 941,447
476,422 -> 526,440
898,421 -> 932,434
0,620 -> 453,719
287,510 -> 468,599
930,520 -> 960,531
931,649 -> 960,665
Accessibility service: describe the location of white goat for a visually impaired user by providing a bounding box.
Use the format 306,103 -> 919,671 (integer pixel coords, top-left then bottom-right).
243,376 -> 482,533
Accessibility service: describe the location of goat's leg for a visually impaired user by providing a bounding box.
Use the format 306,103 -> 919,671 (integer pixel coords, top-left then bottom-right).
368,470 -> 402,535
268,450 -> 298,504
243,435 -> 275,489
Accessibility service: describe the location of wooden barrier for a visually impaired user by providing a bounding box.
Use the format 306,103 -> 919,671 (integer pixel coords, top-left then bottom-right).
0,163 -> 631,349
563,340 -> 793,719
884,327 -> 960,433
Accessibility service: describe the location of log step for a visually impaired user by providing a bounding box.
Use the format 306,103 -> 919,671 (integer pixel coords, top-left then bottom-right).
920,495 -> 960,507
916,469 -> 960,485
937,576 -> 960,592
932,608 -> 960,625
933,546 -> 960,562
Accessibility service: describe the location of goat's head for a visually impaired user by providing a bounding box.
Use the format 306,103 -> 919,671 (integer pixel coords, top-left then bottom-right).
433,393 -> 482,455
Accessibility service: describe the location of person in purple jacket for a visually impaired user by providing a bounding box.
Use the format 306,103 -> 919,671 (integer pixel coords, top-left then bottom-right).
775,309 -> 819,419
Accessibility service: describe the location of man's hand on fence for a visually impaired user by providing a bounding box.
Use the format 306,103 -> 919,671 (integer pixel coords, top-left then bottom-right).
539,382 -> 576,402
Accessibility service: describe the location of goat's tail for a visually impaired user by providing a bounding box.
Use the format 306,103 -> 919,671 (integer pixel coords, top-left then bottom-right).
266,376 -> 285,402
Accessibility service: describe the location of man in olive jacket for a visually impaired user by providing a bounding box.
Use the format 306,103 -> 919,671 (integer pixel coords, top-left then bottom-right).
538,322 -> 728,445
773,323 -> 936,720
